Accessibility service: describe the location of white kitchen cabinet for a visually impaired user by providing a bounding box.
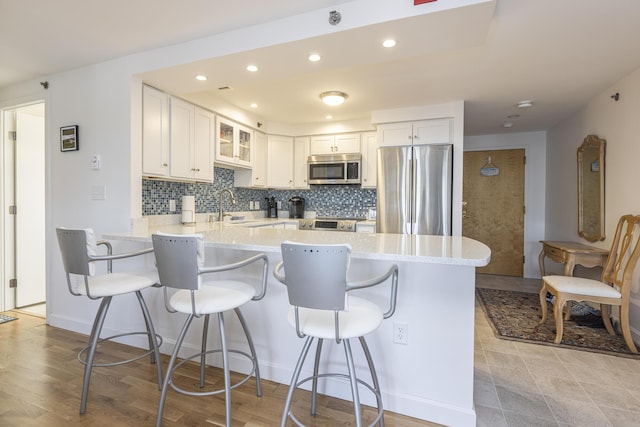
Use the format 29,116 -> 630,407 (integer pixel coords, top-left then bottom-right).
266,135 -> 294,188
142,85 -> 170,178
293,136 -> 310,189
216,118 -> 252,168
235,131 -> 266,188
360,131 -> 378,188
310,133 -> 360,154
377,119 -> 452,147
170,98 -> 214,182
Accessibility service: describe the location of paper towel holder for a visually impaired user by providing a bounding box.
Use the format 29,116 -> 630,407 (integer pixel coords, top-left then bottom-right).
181,195 -> 196,225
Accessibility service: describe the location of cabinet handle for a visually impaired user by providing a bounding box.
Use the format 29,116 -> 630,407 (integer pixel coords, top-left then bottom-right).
162,163 -> 168,167
408,136 -> 412,140
414,135 -> 419,139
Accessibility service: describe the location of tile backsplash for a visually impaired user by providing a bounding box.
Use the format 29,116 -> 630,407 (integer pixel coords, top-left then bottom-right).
143,168 -> 376,219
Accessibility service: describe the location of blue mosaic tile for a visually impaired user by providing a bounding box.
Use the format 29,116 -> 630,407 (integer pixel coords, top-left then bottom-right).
142,167 -> 376,218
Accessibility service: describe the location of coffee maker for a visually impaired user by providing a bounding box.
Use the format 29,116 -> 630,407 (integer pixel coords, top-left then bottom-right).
288,196 -> 305,218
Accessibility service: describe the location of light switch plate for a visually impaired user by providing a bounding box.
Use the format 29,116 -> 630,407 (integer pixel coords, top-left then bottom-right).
91,185 -> 106,200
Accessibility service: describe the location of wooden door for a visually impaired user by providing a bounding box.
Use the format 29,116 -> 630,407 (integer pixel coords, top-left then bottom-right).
463,149 -> 525,276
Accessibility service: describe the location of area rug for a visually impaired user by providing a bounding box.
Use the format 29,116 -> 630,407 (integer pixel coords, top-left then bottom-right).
0,314 -> 18,324
476,288 -> 639,358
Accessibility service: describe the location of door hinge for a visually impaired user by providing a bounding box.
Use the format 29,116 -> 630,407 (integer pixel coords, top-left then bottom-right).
523,205 -> 526,215
9,205 -> 17,215
523,255 -> 526,264
9,278 -> 17,288
8,130 -> 17,142
523,155 -> 526,164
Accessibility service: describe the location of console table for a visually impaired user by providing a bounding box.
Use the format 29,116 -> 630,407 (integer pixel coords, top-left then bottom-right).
538,241 -> 609,277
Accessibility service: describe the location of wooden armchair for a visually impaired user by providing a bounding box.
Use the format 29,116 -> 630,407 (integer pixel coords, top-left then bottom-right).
539,214 -> 640,353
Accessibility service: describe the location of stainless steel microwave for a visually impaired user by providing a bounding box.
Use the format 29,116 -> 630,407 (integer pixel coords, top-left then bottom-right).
308,153 -> 361,185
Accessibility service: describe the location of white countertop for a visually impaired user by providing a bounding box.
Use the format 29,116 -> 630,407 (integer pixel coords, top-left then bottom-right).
106,219 -> 490,266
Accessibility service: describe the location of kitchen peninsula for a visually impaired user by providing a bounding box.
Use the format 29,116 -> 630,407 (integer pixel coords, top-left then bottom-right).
104,221 -> 490,427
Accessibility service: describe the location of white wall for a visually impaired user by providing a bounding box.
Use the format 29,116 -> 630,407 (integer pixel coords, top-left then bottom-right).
547,66 -> 640,340
465,131 -> 546,278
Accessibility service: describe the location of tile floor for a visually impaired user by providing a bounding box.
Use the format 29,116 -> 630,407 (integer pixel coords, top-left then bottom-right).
474,275 -> 640,427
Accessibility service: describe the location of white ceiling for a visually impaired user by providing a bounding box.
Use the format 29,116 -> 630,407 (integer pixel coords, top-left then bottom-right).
3,0 -> 640,135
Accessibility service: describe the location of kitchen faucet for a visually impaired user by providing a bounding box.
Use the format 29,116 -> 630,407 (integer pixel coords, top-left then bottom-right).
219,188 -> 237,221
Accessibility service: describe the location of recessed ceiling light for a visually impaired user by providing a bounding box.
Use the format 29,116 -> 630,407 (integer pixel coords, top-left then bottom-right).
517,100 -> 533,108
246,65 -> 258,72
503,122 -> 513,128
195,74 -> 207,81
308,53 -> 321,62
250,103 -> 258,108
320,91 -> 348,106
382,39 -> 397,48
326,115 -> 333,120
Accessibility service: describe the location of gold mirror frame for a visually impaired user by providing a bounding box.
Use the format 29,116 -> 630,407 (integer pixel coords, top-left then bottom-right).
577,135 -> 605,242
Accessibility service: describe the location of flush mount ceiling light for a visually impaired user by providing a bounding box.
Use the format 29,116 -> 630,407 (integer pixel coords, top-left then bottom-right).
382,39 -> 397,48
517,100 -> 533,108
320,91 -> 348,106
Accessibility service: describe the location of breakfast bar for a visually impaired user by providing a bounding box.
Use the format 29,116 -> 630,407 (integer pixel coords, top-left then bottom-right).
104,221 -> 490,427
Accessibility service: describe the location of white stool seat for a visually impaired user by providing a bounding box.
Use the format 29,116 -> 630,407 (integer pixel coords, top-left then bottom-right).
75,271 -> 159,297
171,280 -> 256,315
288,297 -> 383,340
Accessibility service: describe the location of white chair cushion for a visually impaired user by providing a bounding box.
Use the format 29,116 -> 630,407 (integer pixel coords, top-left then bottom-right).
80,271 -> 159,298
543,275 -> 622,299
288,296 -> 383,340
170,280 -> 256,316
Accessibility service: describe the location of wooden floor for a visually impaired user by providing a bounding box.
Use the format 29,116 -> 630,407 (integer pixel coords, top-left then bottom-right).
0,312 -> 438,427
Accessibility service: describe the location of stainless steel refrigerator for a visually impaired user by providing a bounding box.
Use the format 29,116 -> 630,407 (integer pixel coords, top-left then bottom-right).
376,144 -> 453,235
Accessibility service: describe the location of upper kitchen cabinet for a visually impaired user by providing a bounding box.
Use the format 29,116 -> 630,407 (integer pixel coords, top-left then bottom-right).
377,119 -> 452,147
216,118 -> 252,168
266,135 -> 294,188
170,98 -> 215,182
310,133 -> 360,154
360,131 -> 378,189
142,86 -> 170,178
293,137 -> 310,189
235,131 -> 267,188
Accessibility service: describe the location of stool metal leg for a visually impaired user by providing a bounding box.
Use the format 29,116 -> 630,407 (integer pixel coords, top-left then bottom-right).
344,339 -> 363,427
135,290 -> 163,389
157,314 -> 194,427
281,335 -> 314,427
218,312 -> 232,427
234,307 -> 262,396
80,296 -> 111,414
360,336 -> 384,427
310,338 -> 324,416
200,314 -> 211,388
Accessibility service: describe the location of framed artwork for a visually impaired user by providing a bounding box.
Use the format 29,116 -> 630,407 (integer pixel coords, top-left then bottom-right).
60,125 -> 78,151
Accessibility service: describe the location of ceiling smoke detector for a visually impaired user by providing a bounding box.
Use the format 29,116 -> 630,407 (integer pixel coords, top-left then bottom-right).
329,10 -> 341,26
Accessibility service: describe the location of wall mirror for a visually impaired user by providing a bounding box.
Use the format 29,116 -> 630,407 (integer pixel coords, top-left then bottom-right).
577,135 -> 606,242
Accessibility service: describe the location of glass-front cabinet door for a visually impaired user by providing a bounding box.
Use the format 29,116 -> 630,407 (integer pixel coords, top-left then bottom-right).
215,118 -> 252,168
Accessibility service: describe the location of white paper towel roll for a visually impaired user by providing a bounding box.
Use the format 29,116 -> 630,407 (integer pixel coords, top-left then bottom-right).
181,195 -> 195,224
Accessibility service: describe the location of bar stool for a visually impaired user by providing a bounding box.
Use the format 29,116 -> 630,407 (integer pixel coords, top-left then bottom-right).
151,233 -> 268,427
273,242 -> 398,427
55,227 -> 163,414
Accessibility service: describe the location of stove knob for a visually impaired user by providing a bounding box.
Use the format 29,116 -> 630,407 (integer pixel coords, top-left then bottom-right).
340,223 -> 345,229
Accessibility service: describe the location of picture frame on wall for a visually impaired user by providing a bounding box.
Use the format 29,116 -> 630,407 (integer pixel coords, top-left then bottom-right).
60,125 -> 78,151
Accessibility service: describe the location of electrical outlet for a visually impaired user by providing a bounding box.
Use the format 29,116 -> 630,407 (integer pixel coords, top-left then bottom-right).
393,321 -> 408,345
249,201 -> 254,210
254,201 -> 260,210
169,200 -> 176,212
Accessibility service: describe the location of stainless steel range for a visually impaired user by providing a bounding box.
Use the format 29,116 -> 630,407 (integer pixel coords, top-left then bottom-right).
298,218 -> 363,232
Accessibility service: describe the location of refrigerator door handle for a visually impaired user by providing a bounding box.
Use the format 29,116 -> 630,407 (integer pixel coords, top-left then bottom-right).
411,155 -> 417,233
